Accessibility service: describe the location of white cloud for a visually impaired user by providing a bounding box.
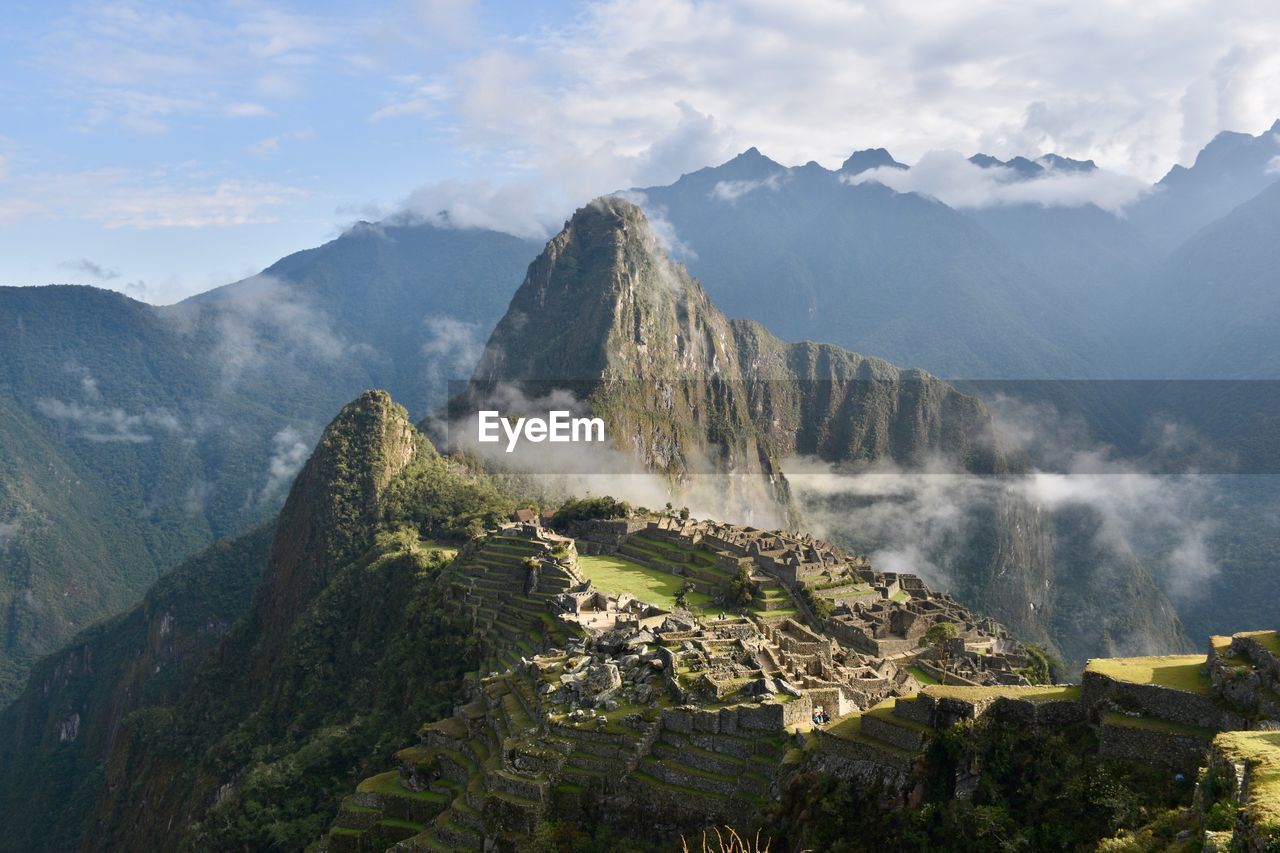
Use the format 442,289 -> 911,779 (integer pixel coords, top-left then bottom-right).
847,150 -> 1149,213
1268,155 -> 1280,174
370,80 -> 449,121
383,0 -> 1280,236
0,519 -> 19,544
35,398 -> 182,443
225,102 -> 273,118
399,91 -> 733,238
59,258 -> 121,280
165,274 -> 366,384
3,169 -> 309,228
422,315 -> 484,379
260,426 -> 311,504
247,128 -> 314,159
710,172 -> 783,203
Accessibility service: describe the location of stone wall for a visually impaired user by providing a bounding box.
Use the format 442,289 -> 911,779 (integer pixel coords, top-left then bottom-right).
1082,671 -> 1245,730
1099,718 -> 1211,773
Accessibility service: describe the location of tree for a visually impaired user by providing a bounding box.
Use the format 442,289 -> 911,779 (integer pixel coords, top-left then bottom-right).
920,622 -> 958,684
674,580 -> 695,610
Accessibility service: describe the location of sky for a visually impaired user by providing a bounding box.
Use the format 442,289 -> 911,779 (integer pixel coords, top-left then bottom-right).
0,0 -> 1278,304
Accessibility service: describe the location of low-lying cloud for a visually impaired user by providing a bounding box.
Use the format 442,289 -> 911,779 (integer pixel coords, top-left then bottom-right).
35,398 -> 183,443
710,172 -> 783,203
443,382 -> 786,529
847,150 -> 1149,214
164,274 -> 371,385
259,425 -> 311,504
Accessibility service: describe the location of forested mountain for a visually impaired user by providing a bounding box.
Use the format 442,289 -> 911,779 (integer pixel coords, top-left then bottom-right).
4,121 -> 1279,709
0,224 -> 536,702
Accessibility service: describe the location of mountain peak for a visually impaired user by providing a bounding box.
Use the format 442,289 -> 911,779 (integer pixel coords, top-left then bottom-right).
969,153 -> 1044,178
840,147 -> 908,174
1038,153 -> 1097,173
472,197 -> 715,383
251,389 -> 417,663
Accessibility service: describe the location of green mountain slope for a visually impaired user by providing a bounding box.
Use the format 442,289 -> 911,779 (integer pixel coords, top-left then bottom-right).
0,224 -> 535,704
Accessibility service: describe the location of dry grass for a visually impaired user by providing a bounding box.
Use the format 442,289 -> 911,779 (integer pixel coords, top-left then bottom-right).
681,826 -> 774,852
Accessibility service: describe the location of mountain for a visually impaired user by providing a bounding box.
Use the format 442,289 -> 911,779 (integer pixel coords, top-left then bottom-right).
0,223 -> 536,704
1130,119 -> 1280,250
968,152 -> 1098,177
839,147 -> 907,174
461,197 -> 1186,662
635,149 -> 1104,379
469,196 -> 1007,479
0,383 -> 1251,852
1124,178 -> 1280,379
0,390 -> 514,852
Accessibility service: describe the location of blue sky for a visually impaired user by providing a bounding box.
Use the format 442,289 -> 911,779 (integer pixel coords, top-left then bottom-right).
1,0 -> 1277,303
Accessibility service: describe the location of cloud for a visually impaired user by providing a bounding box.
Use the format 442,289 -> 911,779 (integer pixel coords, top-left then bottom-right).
613,191 -> 696,260
35,398 -> 182,443
224,102 -> 273,118
400,179 -> 553,239
63,362 -> 102,399
847,150 -> 1149,213
422,315 -> 484,379
710,172 -> 782,203
369,80 -> 449,121
2,168 -> 308,229
398,98 -> 732,239
247,128 -> 314,159
442,383 -> 786,528
40,3 -> 337,133
1268,155 -> 1280,174
59,258 -> 121,280
0,519 -> 19,544
165,274 -> 367,384
183,478 -> 213,516
260,426 -> 311,504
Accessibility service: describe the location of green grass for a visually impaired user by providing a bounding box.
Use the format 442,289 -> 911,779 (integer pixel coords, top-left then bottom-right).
1214,730 -> 1280,826
1101,712 -> 1216,740
906,666 -> 939,685
576,553 -> 714,611
923,684 -> 1082,704
1238,630 -> 1280,658
1085,655 -> 1210,694
357,771 -> 450,802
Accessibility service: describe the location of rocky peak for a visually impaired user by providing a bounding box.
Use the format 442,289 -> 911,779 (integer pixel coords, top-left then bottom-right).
472,196 -> 734,384
1038,153 -> 1097,173
840,147 -> 908,175
250,389 -> 417,663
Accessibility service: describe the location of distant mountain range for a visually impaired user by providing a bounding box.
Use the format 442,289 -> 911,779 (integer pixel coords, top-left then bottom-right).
2,119 -> 1278,703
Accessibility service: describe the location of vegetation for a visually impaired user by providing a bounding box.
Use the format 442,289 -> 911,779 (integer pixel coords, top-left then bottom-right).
920,622 -> 958,684
551,495 -> 633,527
725,566 -> 757,608
774,719 -> 1189,851
1085,655 -> 1212,694
798,584 -> 833,620
381,442 -> 514,540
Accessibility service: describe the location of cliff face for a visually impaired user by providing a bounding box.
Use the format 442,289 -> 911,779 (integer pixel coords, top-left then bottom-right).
465,197 -> 1185,662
